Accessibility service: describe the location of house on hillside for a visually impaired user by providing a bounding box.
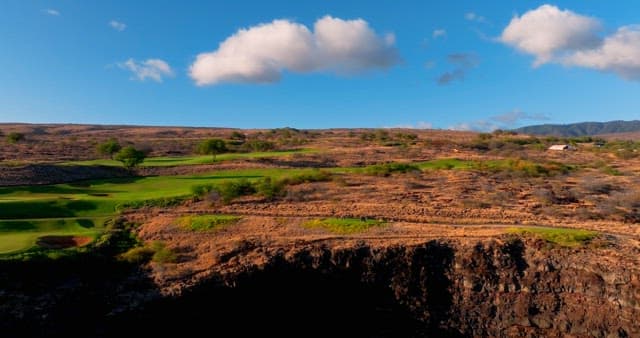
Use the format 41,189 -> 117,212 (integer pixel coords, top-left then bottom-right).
548,144 -> 571,151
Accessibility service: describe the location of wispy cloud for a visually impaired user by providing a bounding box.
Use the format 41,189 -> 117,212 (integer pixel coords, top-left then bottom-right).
118,58 -> 174,82
385,121 -> 433,129
109,20 -> 126,31
432,29 -> 446,39
437,53 -> 479,85
449,120 -> 500,132
465,12 -> 487,24
449,109 -> 549,132
189,16 -> 399,86
43,9 -> 60,16
490,110 -> 549,124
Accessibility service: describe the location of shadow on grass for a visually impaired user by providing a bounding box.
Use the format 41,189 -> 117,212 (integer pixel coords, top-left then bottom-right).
0,200 -> 101,219
0,221 -> 38,232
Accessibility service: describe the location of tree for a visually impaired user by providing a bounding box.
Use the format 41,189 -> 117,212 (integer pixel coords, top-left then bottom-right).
6,132 -> 25,144
114,146 -> 146,169
96,138 -> 122,159
197,139 -> 227,160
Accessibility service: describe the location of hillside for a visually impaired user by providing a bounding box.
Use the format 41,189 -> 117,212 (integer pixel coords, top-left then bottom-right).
514,120 -> 640,137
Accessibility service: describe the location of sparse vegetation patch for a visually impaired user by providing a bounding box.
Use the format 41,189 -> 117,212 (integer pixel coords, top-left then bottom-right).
509,227 -> 597,247
303,217 -> 386,234
178,214 -> 241,231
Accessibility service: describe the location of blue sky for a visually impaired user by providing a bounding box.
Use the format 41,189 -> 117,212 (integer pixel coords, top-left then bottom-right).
1,1 -> 639,130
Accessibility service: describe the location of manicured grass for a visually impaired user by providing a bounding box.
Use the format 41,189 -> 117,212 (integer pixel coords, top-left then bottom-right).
62,149 -> 315,167
303,217 -> 386,234
509,227 -> 598,247
0,167 -> 332,219
178,214 -> 241,231
0,217 -> 107,254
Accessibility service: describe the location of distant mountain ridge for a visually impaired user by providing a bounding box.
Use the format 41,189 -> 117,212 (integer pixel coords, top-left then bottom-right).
514,120 -> 640,137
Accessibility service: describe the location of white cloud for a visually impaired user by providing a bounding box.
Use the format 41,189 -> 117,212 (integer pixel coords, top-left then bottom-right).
44,9 -> 60,16
118,58 -> 174,82
109,20 -> 126,32
564,25 -> 640,80
432,29 -> 446,39
500,4 -> 640,80
189,15 -> 399,86
500,4 -> 601,66
465,12 -> 487,23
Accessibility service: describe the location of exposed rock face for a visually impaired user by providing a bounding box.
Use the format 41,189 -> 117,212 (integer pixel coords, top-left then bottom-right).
193,238 -> 638,337
2,237 -> 639,337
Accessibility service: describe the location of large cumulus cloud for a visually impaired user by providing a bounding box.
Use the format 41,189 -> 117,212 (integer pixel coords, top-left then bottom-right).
500,4 -> 640,80
189,16 -> 399,85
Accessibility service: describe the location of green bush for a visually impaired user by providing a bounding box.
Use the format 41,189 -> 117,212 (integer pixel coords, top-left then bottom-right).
279,169 -> 332,185
215,179 -> 256,204
151,241 -> 177,264
255,177 -> 285,200
191,184 -> 215,197
115,196 -> 187,211
119,246 -> 154,263
6,132 -> 24,144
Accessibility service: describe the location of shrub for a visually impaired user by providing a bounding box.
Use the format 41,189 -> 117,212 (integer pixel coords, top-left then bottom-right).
151,241 -> 177,264
115,196 -> 187,211
215,179 -> 256,204
280,170 -> 332,185
6,132 -> 24,144
191,184 -> 215,197
119,246 -> 154,264
255,177 -> 285,200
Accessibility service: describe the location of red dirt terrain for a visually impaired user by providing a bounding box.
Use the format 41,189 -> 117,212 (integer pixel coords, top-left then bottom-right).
1,123 -> 640,337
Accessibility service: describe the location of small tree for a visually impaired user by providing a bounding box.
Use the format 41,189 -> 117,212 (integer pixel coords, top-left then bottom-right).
197,139 -> 227,160
114,146 -> 146,169
96,138 -> 122,159
6,132 -> 25,144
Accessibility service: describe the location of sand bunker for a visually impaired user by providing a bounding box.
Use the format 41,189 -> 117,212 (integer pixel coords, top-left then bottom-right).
36,235 -> 93,249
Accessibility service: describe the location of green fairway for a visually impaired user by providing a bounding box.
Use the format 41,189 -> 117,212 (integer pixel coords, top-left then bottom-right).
0,167 -> 322,254
0,217 -> 107,254
0,167 -> 329,219
62,149 -> 315,167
